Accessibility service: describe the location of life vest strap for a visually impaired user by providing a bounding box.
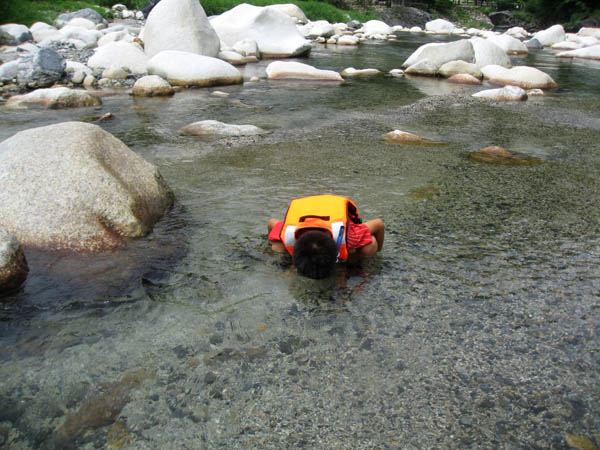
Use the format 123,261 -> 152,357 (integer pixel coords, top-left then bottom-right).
300,215 -> 330,222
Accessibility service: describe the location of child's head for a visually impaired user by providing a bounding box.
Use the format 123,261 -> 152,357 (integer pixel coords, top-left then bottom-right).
293,230 -> 337,279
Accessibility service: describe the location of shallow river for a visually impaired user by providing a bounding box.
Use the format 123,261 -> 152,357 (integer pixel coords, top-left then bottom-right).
1,34 -> 599,449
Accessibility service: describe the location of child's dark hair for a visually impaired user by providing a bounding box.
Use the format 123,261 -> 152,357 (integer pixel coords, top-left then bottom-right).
293,230 -> 338,279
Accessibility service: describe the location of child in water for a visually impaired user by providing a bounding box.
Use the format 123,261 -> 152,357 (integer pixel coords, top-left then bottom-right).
267,195 -> 384,279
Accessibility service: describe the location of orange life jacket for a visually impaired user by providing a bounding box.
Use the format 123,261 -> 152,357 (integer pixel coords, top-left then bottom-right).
280,195 -> 361,261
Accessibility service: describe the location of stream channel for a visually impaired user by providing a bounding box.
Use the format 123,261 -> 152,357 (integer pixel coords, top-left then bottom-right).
1,33 -> 599,449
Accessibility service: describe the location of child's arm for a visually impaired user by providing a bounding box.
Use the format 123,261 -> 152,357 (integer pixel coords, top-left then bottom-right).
365,218 -> 384,252
267,218 -> 286,253
352,219 -> 385,260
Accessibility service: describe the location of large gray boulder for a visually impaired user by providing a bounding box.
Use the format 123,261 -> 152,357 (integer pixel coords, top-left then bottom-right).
265,4 -> 308,24
488,11 -> 516,29
88,41 -> 148,74
0,24 -> 33,44
533,24 -> 565,46
556,44 -> 600,60
0,60 -> 19,82
16,48 -> 66,88
210,3 -> 311,58
55,8 -> 108,28
470,37 -> 512,68
30,22 -> 62,43
143,0 -> 220,58
402,39 -> 474,70
0,122 -> 174,251
486,34 -> 528,54
425,18 -> 455,33
481,64 -> 558,89
147,50 -> 242,87
0,229 -> 28,295
180,120 -> 268,137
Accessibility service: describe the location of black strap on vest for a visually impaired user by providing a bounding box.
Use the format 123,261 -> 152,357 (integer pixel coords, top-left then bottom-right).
299,215 -> 330,222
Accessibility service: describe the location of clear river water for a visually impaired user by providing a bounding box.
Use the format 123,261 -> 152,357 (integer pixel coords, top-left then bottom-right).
1,34 -> 599,449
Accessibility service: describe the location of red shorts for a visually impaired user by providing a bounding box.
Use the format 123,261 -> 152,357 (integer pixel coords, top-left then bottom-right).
269,221 -> 372,250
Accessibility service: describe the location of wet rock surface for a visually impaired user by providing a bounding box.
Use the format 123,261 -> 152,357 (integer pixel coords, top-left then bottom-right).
0,229 -> 28,295
16,48 -> 65,88
0,121 -> 174,250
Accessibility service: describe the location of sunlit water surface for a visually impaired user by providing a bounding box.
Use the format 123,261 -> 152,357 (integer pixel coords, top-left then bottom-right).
1,34 -> 599,449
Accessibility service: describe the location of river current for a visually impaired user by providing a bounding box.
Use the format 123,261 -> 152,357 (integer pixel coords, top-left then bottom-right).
0,34 -> 599,449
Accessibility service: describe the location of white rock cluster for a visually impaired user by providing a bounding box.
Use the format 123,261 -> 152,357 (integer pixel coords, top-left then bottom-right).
2,1 -> 598,108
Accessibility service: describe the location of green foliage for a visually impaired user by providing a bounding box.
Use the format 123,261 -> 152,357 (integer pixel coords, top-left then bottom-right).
452,6 -> 493,29
95,0 -> 146,8
495,0 -> 516,10
0,0 -> 112,26
522,0 -> 596,25
434,0 -> 453,13
0,0 -> 377,27
431,5 -> 492,29
201,0 -> 376,22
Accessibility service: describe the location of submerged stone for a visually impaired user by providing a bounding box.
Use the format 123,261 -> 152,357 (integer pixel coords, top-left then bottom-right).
563,433 -> 597,450
180,119 -> 268,137
409,184 -> 441,201
6,87 -> 101,109
383,130 -> 445,145
206,346 -> 269,364
469,145 -> 541,165
57,368 -> 152,441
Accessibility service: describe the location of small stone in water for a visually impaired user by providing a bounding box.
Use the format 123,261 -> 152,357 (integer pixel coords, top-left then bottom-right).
383,130 -> 425,143
204,371 -> 217,385
409,184 -> 441,201
469,145 -> 541,165
96,112 -> 114,122
57,368 -> 152,441
564,433 -> 597,450
383,129 -> 445,146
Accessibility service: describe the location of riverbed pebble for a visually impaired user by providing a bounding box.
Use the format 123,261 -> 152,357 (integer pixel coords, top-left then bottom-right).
131,74 -> 174,96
